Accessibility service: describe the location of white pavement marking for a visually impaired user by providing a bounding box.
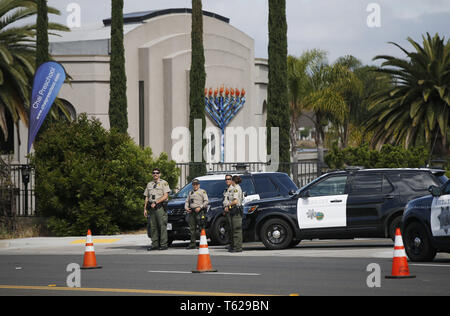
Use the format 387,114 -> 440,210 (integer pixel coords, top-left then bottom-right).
148,270 -> 261,276
410,264 -> 450,268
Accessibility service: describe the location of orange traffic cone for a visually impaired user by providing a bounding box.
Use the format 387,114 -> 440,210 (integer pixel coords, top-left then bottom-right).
192,229 -> 217,273
386,228 -> 415,279
81,229 -> 102,269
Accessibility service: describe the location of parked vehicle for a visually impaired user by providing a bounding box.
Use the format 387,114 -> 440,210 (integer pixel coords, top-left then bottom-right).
243,168 -> 448,250
165,171 -> 298,245
402,179 -> 450,262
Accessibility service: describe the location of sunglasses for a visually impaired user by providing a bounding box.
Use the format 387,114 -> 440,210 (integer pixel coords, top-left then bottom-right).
225,178 -> 232,181
152,172 -> 160,175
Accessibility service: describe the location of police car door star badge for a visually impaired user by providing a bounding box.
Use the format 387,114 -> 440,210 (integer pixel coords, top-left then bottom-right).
431,196 -> 450,236
307,209 -> 325,221
297,195 -> 348,229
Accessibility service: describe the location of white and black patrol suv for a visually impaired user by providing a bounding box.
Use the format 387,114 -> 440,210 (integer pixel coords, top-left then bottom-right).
402,179 -> 450,262
165,171 -> 298,245
243,168 -> 448,250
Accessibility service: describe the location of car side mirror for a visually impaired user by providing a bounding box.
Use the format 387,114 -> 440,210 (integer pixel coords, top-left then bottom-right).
300,190 -> 310,199
288,190 -> 295,196
428,185 -> 441,197
243,191 -> 248,197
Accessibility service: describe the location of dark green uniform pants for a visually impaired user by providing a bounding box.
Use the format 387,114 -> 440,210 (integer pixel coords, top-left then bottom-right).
188,209 -> 205,247
226,212 -> 242,251
149,205 -> 168,248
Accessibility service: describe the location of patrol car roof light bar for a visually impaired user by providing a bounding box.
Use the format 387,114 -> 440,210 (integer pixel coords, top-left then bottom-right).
344,166 -> 364,171
205,169 -> 251,176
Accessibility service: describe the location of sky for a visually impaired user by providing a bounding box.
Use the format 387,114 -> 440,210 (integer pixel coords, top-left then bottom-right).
46,0 -> 450,66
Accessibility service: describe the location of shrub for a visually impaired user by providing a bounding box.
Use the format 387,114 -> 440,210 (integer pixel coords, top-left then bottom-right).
325,142 -> 429,170
30,114 -> 180,236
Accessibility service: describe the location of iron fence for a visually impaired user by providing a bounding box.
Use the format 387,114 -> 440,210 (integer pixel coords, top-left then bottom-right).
0,163 -> 35,217
0,160 -> 323,217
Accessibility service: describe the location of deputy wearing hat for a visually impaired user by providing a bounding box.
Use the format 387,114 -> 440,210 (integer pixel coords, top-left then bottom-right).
144,168 -> 171,251
223,175 -> 244,252
185,179 -> 209,249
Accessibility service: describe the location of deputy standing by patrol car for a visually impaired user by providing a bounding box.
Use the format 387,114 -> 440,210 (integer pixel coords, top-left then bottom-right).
223,175 -> 244,252
144,168 -> 170,251
185,179 -> 209,249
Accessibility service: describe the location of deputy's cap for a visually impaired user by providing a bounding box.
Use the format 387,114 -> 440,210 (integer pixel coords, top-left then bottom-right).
192,179 -> 200,185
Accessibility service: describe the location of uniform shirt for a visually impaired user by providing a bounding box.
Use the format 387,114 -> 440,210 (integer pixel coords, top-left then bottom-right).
230,184 -> 244,207
185,188 -> 209,210
144,179 -> 170,203
223,185 -> 234,207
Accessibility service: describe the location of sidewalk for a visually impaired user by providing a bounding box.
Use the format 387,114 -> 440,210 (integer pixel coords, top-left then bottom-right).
0,234 -> 151,255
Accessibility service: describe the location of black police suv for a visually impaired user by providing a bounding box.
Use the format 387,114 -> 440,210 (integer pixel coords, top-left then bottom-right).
166,172 -> 298,246
402,179 -> 450,262
243,168 -> 448,250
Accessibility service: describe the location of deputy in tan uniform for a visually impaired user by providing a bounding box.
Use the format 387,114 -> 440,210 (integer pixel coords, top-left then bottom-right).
223,174 -> 244,252
185,179 -> 209,249
144,168 -> 170,251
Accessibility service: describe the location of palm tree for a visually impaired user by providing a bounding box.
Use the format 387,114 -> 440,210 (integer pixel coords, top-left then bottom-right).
287,49 -> 325,159
288,50 -> 361,167
366,33 -> 450,158
0,0 -> 69,145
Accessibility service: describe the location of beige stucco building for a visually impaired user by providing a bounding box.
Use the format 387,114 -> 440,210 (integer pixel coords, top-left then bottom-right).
13,9 -> 269,164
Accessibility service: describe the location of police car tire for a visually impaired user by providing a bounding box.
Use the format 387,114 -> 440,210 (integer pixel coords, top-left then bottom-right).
260,218 -> 293,250
404,222 -> 437,262
210,216 -> 231,246
388,215 -> 402,241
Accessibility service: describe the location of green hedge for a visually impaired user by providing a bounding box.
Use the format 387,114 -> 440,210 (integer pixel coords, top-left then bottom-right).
324,143 -> 430,170
30,114 -> 180,236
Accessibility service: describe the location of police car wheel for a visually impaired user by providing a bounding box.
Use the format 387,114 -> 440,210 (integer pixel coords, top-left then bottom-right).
210,216 -> 230,246
388,215 -> 402,241
404,222 -> 437,262
260,218 -> 293,250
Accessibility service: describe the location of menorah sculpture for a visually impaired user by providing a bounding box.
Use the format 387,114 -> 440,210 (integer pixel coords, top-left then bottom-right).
204,86 -> 246,163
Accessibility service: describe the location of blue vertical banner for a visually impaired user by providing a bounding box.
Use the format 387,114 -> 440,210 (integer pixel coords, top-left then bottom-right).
27,61 -> 66,153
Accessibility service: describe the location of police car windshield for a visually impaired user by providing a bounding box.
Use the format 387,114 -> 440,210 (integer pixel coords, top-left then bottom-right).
176,181 -> 227,199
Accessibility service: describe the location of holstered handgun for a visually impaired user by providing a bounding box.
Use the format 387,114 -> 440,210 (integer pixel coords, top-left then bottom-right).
230,205 -> 243,217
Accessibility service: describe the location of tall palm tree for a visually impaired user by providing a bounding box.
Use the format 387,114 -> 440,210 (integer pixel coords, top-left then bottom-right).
303,62 -> 350,164
366,33 -> 450,158
0,0 -> 69,145
288,50 -> 360,166
287,49 -> 325,159
0,0 -> 36,141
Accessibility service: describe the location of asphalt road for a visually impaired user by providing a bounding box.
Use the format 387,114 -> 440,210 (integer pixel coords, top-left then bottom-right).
0,236 -> 449,296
